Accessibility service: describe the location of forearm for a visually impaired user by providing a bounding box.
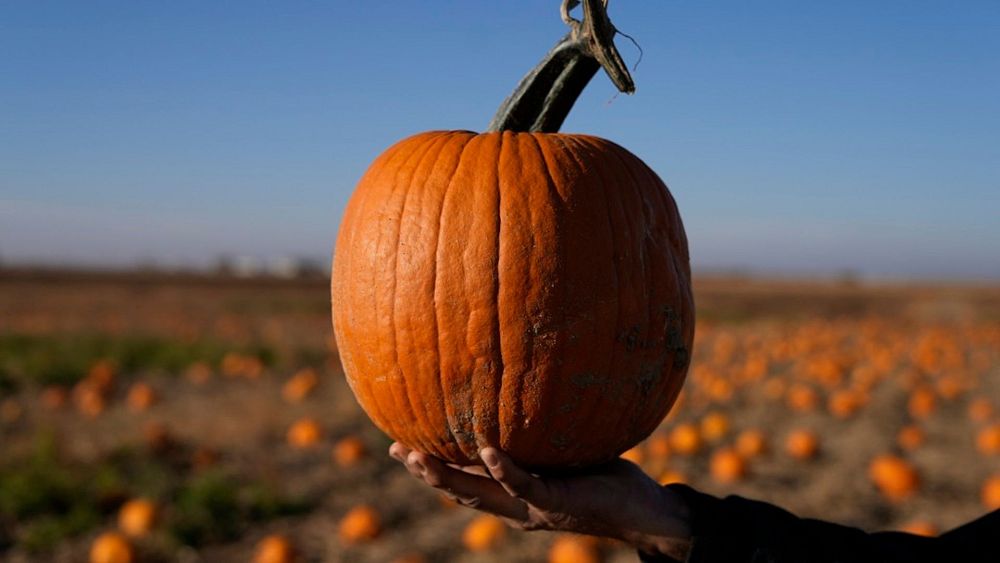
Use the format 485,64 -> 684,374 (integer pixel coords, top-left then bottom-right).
624,485 -> 693,561
639,485 -> 957,563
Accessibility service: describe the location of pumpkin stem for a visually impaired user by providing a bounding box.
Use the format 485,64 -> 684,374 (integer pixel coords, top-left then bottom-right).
486,0 -> 635,133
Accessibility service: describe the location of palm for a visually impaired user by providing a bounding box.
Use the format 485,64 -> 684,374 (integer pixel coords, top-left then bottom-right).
388,443 -> 691,558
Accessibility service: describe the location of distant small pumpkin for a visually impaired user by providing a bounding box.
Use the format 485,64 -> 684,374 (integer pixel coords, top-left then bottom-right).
869,454 -> 920,502
668,423 -> 703,456
548,534 -> 601,563
117,498 -> 157,538
282,368 -> 319,403
462,515 -> 506,552
735,429 -> 768,458
253,534 -> 297,563
785,429 -> 820,461
126,382 -> 157,412
982,475 -> 1000,510
89,532 -> 134,563
338,505 -> 382,544
332,436 -> 368,467
287,418 -> 323,449
709,447 -> 746,484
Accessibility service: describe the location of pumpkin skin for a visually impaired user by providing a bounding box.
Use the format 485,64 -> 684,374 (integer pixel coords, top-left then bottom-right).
331,130 -> 693,468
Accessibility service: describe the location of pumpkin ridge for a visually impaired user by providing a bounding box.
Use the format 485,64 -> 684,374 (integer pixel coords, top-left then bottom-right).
482,132 -> 504,456
604,141 -> 657,444
623,146 -> 689,265
497,132 -> 545,456
560,135 -> 625,462
433,132 -> 479,461
607,142 -> 687,439
577,135 -> 639,456
449,132 -> 505,461
529,135 -> 603,462
340,135 -> 433,438
424,132 -> 476,460
519,132 -> 571,457
645,147 -> 693,437
550,135 -> 621,463
391,132 -> 458,456
641,158 -> 688,436
495,131 -> 520,455
375,133 -> 445,448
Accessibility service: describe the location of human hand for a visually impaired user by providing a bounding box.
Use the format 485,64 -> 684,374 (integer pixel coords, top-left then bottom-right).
388,443 -> 692,560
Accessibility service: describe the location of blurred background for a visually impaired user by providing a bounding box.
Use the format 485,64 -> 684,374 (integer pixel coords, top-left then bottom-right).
1,1 -> 998,562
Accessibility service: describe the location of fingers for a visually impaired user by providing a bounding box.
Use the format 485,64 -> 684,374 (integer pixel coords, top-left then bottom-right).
388,444 -> 528,521
451,463 -> 492,478
480,448 -> 552,507
388,442 -> 411,463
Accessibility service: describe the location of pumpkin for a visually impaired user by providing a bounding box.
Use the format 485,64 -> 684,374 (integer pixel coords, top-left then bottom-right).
282,368 -> 319,403
330,0 -> 692,469
657,469 -> 687,486
700,411 -> 730,443
907,387 -> 937,419
126,382 -> 157,412
709,447 -> 746,484
117,498 -> 157,537
869,454 -> 920,502
74,383 -> 107,417
899,521 -> 937,537
785,384 -> 819,413
896,425 -> 925,451
287,418 -> 323,449
548,534 -> 601,563
982,475 -> 1000,510
785,429 -> 820,461
827,389 -> 862,419
620,445 -> 645,465
975,424 -> 1000,455
735,429 -> 768,458
86,360 -> 117,393
254,534 -> 297,563
462,515 -> 506,552
338,505 -> 382,544
333,436 -> 369,467
668,423 -> 703,456
89,532 -> 134,563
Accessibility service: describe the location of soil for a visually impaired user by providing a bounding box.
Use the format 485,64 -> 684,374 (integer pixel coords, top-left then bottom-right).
0,270 -> 997,562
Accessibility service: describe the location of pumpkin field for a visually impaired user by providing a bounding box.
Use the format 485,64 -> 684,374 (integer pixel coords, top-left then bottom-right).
1,268 -> 998,562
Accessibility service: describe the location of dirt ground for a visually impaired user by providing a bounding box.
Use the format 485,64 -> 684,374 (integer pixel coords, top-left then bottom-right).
1,270 -> 998,562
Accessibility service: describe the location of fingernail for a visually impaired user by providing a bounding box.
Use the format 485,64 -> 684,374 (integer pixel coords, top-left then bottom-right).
412,460 -> 426,474
481,450 -> 499,468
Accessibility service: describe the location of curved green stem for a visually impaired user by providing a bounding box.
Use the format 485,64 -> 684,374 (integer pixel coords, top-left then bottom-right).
487,0 -> 636,133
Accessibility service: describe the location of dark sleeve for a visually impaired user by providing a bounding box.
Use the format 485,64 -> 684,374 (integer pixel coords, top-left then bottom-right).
638,484 -> 999,563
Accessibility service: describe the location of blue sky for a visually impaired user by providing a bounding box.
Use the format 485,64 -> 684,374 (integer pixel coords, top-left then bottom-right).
2,1 -> 998,279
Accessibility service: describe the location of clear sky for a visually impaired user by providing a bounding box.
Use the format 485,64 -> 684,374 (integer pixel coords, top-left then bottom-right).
2,1 -> 998,279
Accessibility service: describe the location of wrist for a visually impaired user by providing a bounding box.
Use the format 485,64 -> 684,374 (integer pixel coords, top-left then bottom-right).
625,483 -> 693,560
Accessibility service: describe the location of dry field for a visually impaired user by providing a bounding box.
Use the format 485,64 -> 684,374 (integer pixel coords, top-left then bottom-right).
1,269 -> 998,562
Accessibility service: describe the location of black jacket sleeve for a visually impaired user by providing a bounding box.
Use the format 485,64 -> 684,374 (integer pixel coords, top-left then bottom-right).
638,484 -> 999,563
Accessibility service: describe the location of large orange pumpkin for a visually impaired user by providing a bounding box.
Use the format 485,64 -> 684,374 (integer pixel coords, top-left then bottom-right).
331,1 -> 693,468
